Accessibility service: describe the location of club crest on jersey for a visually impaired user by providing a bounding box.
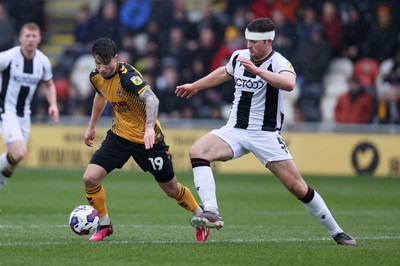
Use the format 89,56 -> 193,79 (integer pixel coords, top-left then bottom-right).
287,62 -> 294,72
130,75 -> 143,86
117,88 -> 123,97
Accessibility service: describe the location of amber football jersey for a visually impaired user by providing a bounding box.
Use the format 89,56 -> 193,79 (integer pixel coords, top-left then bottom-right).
89,62 -> 164,144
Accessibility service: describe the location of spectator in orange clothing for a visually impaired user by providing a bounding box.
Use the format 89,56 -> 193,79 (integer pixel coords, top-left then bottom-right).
274,0 -> 299,24
252,0 -> 299,24
334,76 -> 373,124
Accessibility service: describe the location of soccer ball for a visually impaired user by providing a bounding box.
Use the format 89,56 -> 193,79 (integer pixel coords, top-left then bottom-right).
69,205 -> 100,235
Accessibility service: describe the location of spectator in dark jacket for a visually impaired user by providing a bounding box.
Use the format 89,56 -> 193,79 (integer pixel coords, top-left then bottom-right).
0,3 -> 15,52
341,4 -> 370,62
293,23 -> 332,122
363,5 -> 399,63
86,0 -> 123,50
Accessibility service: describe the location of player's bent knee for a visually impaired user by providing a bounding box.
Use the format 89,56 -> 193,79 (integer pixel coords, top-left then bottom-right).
9,151 -> 26,164
188,146 -> 201,158
159,185 -> 179,198
166,189 -> 179,198
291,182 -> 309,199
82,174 -> 99,187
163,183 -> 180,198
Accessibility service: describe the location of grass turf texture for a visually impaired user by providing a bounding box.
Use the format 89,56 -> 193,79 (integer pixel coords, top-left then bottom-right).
0,168 -> 399,266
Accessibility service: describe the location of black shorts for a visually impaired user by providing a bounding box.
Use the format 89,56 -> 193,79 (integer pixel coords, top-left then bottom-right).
90,130 -> 175,183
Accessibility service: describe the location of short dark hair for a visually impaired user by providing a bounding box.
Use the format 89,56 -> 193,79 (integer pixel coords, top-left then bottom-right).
246,18 -> 275,32
20,23 -> 41,35
92,38 -> 117,64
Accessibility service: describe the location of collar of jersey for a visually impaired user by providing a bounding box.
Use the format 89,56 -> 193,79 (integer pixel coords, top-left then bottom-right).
103,62 -> 119,79
250,50 -> 275,66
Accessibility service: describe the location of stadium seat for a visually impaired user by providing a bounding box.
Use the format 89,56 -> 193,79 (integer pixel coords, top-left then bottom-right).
323,58 -> 353,98
323,72 -> 348,98
321,94 -> 338,123
376,58 -> 395,89
353,58 -> 379,88
70,54 -> 95,98
326,57 -> 354,78
321,58 -> 354,122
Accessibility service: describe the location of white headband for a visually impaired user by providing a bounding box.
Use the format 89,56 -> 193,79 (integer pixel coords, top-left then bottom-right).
245,29 -> 275,41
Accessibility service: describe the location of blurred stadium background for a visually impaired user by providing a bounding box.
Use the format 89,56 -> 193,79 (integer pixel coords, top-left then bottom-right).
1,3 -> 400,265
0,0 -> 399,177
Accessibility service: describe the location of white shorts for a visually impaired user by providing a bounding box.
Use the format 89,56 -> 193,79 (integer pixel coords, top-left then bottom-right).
0,113 -> 30,144
211,125 -> 293,166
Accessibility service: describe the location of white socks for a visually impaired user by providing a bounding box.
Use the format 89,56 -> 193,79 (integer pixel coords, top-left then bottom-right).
99,213 -> 111,226
192,159 -> 343,237
303,190 -> 343,236
0,172 -> 9,189
0,153 -> 11,189
0,152 -> 11,171
193,166 -> 219,214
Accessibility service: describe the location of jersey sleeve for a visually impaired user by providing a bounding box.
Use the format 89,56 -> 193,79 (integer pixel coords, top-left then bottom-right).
273,54 -> 296,75
225,50 -> 241,76
41,55 -> 53,81
0,49 -> 14,71
119,63 -> 149,95
89,69 -> 101,94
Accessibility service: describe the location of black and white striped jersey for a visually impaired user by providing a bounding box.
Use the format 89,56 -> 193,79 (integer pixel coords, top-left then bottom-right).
0,46 -> 53,118
225,49 -> 295,131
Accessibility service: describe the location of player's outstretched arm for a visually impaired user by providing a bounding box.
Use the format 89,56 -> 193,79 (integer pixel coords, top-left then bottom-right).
175,66 -> 232,99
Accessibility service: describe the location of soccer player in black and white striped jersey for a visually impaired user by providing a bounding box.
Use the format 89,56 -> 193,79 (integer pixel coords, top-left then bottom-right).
176,18 -> 356,245
0,23 -> 59,189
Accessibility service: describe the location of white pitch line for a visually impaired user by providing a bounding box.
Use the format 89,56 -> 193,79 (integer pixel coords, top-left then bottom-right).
0,236 -> 399,246
0,224 -> 196,229
0,224 -> 296,229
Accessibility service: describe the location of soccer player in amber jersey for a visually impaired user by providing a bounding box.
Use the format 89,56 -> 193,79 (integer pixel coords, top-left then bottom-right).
176,18 -> 356,245
83,38 -> 208,242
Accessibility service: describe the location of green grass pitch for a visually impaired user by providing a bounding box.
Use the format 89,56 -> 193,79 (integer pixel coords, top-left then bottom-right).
0,168 -> 399,266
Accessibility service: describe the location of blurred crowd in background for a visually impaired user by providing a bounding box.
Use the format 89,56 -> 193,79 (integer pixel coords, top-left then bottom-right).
1,0 -> 400,125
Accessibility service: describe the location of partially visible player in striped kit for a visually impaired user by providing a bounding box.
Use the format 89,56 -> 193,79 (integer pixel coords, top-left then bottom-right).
0,23 -> 59,189
175,17 -> 355,245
